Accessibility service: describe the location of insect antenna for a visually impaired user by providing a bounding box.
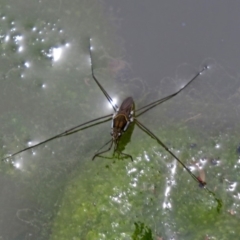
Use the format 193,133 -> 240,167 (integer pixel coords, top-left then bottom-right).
136,66 -> 208,117
2,114 -> 112,162
89,39 -> 118,111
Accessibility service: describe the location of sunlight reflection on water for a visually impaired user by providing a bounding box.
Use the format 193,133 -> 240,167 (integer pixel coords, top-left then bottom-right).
163,160 -> 176,210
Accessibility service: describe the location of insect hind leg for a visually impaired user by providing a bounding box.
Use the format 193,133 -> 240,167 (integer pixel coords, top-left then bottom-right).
88,38 -> 118,111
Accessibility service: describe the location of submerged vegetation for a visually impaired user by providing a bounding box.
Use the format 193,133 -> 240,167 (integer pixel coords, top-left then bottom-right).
49,124 -> 240,240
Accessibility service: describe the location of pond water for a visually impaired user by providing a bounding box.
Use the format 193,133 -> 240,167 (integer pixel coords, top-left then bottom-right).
0,1 -> 240,239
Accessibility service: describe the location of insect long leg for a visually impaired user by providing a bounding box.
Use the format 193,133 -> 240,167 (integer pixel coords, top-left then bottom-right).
62,117 -> 111,137
136,66 -> 208,117
135,119 -> 205,186
2,114 -> 112,162
92,139 -> 114,160
89,39 -> 118,111
136,119 -> 223,212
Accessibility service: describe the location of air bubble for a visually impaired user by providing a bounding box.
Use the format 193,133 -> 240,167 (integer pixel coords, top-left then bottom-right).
24,62 -> 30,68
14,35 -> 23,42
5,35 -> 10,42
14,162 -> 21,168
215,144 -> 220,149
18,46 -> 23,52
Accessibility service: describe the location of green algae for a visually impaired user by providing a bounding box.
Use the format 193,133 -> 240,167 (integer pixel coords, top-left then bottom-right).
49,125 -> 240,239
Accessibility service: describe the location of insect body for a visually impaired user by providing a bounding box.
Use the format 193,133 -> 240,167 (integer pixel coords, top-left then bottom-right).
2,39 -> 208,188
93,97 -> 135,160
111,97 -> 134,139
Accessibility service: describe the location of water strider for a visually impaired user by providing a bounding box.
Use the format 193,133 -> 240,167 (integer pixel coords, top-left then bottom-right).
1,39 -> 223,209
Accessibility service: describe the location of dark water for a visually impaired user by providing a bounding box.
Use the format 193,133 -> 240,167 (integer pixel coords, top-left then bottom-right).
0,1 -> 240,239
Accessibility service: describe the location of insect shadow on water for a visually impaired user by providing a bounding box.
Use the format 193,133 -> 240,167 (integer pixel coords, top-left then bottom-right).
2,39 -> 222,211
